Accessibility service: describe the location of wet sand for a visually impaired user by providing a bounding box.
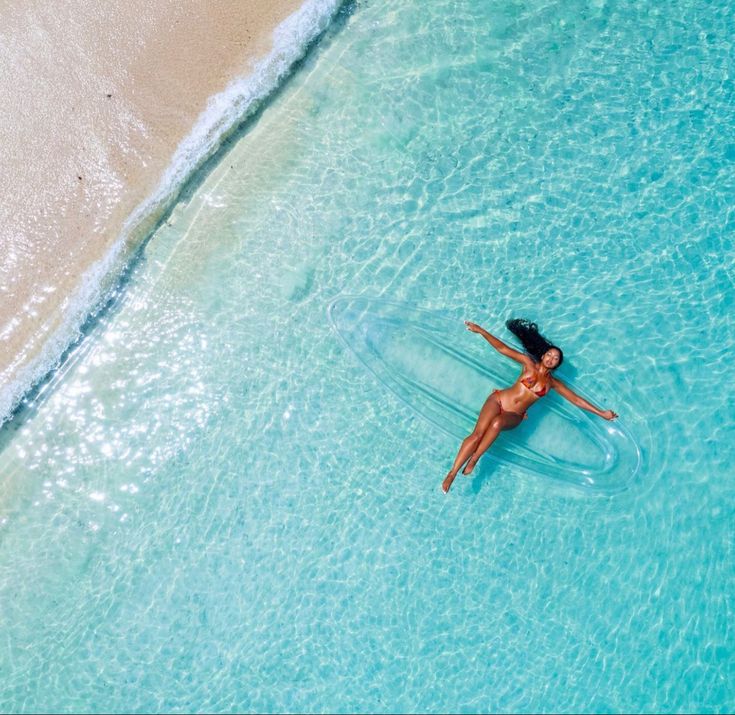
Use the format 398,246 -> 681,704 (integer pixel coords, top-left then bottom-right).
0,0 -> 305,422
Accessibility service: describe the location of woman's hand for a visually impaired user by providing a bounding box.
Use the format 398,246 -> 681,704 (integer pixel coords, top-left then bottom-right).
601,409 -> 619,421
464,321 -> 484,334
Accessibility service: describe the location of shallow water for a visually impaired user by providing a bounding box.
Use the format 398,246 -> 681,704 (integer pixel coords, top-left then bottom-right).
1,0 -> 734,711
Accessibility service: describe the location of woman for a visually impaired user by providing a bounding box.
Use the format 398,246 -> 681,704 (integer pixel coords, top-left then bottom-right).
442,318 -> 618,493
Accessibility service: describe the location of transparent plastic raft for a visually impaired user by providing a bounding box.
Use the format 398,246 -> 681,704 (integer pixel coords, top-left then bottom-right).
329,296 -> 643,494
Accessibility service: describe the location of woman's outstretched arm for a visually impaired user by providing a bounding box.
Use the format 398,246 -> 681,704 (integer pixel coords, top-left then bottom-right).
551,377 -> 618,420
464,321 -> 533,367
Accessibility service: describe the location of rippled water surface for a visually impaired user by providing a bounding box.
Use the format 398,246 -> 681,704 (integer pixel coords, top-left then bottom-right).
1,0 -> 734,711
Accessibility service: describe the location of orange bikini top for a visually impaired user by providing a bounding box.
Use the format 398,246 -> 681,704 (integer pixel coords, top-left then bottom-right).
521,373 -> 550,397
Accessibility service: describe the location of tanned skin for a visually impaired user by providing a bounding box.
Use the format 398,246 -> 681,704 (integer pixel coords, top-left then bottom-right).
442,321 -> 618,493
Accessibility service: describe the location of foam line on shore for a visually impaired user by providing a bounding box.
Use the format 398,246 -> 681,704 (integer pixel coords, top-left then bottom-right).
0,0 -> 342,427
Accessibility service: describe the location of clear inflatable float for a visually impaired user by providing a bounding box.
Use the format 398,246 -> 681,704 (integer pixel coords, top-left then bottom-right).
329,295 -> 643,495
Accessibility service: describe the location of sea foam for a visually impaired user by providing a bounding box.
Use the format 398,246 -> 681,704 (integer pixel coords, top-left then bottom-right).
0,0 -> 342,427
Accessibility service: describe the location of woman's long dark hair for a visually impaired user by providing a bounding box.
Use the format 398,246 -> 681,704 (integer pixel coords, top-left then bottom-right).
505,318 -> 564,367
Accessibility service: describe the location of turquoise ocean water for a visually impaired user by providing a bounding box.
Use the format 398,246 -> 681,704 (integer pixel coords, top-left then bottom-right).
1,0 -> 734,711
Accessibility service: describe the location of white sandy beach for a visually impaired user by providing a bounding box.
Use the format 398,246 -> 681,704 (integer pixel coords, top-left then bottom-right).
0,0 -> 310,421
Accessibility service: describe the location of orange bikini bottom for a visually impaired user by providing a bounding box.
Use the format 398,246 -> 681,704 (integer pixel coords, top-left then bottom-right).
492,390 -> 528,420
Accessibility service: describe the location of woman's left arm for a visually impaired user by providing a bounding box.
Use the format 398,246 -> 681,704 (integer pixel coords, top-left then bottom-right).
551,377 -> 618,420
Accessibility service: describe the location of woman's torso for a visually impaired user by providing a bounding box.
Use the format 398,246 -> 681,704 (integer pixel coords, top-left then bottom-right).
496,365 -> 550,414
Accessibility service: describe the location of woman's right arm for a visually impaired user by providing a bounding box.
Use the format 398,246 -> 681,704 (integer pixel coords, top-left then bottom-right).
464,321 -> 532,367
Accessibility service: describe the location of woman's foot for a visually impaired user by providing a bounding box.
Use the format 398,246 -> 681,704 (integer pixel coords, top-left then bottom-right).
442,472 -> 457,493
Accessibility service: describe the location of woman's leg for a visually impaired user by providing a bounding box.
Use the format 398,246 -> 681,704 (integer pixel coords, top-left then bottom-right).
461,410 -> 525,476
442,393 -> 502,493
